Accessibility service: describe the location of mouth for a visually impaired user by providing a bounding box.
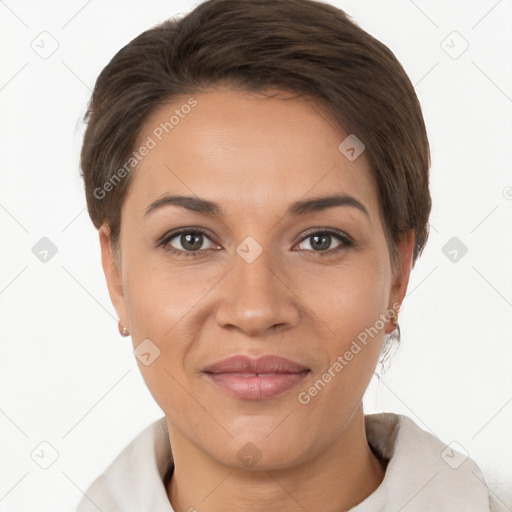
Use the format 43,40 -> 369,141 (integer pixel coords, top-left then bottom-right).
202,354 -> 311,400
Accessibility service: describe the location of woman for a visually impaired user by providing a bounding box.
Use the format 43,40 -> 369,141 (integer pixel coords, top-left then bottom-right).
76,0 -> 498,510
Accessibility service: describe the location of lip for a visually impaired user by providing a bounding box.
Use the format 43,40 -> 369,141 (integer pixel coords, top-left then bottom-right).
202,355 -> 310,400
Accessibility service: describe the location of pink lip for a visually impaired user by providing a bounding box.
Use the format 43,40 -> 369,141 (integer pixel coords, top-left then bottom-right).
203,355 -> 310,400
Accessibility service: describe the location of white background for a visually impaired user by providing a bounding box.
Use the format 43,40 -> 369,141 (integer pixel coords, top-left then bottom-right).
0,0 -> 511,510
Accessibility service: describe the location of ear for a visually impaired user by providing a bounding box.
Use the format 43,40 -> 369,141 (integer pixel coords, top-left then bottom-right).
99,224 -> 129,330
386,230 -> 415,332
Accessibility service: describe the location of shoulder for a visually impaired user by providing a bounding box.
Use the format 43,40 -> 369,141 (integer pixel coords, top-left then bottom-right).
354,413 -> 498,511
75,417 -> 173,512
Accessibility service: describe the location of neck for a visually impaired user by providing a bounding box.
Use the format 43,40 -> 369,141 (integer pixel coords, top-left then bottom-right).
166,404 -> 385,512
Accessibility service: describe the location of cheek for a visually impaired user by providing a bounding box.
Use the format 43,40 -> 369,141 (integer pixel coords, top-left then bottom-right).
301,250 -> 391,347
120,252 -> 222,411
295,248 -> 391,410
292,257 -> 391,428
121,233 -> 217,337
330,266 -> 388,336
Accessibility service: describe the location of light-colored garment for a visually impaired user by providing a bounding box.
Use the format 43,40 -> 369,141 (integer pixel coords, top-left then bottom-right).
76,413 -> 499,511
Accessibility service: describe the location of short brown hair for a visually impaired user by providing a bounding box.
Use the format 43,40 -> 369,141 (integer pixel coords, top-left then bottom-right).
81,0 -> 431,266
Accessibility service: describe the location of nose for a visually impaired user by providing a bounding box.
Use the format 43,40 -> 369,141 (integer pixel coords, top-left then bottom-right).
215,245 -> 301,337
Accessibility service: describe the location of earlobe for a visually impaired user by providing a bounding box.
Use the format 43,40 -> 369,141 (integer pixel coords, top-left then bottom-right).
98,224 -> 129,330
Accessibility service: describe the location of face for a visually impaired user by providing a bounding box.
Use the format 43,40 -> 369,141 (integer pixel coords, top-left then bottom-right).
100,88 -> 413,470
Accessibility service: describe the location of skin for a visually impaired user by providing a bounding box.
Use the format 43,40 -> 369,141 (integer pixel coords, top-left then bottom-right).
100,88 -> 414,512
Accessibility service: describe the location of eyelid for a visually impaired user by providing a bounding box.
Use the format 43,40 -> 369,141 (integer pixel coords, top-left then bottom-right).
155,226 -> 220,254
297,227 -> 352,241
294,227 -> 353,251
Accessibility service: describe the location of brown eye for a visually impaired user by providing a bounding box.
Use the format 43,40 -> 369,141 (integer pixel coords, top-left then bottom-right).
165,230 -> 215,253
296,229 -> 352,253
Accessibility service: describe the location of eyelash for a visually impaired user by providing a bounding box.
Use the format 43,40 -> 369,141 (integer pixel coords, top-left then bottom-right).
298,228 -> 354,255
158,227 -> 354,258
158,228 -> 214,259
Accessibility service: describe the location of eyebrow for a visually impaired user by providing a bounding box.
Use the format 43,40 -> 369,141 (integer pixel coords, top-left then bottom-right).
144,193 -> 369,218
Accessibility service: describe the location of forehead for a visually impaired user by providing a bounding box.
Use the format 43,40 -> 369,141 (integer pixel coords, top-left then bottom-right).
125,88 -> 379,219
